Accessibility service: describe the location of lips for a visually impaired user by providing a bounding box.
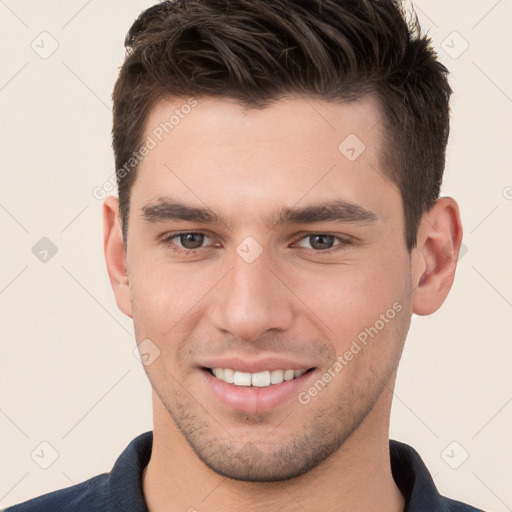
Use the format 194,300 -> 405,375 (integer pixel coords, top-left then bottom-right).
200,355 -> 315,374
199,356 -> 317,414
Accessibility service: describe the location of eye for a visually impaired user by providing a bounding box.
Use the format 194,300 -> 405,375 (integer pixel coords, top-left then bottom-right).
299,234 -> 336,250
294,233 -> 353,254
174,232 -> 208,249
161,231 -> 216,252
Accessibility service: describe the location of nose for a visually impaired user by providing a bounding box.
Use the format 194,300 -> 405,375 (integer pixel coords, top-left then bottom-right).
209,244 -> 295,342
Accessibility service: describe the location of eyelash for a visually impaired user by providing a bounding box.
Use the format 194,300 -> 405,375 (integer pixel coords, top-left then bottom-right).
160,231 -> 354,256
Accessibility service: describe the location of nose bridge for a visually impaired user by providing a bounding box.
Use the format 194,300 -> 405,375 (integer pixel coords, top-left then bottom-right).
210,240 -> 294,341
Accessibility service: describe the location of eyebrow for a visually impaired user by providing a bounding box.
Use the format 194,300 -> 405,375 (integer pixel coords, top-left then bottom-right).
140,196 -> 378,230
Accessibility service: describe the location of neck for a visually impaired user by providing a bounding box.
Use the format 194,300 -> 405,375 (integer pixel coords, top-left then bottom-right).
142,385 -> 404,512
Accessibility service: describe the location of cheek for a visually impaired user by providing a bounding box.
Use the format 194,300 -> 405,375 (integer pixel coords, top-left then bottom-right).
129,261 -> 215,379
288,255 -> 410,346
289,264 -> 410,392
129,257 -> 219,337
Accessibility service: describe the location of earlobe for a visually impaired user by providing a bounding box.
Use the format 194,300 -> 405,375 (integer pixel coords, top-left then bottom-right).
103,195 -> 133,318
411,197 -> 463,316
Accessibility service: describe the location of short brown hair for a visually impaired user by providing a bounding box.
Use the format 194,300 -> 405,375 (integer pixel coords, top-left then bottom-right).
112,0 -> 451,250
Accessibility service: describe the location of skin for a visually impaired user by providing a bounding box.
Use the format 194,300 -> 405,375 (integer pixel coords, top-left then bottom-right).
103,94 -> 462,512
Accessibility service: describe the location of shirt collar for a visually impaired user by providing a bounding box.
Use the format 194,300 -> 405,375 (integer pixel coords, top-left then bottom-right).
390,439 -> 449,510
107,431 -> 152,512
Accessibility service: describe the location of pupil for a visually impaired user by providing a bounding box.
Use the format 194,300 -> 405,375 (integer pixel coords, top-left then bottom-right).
310,234 -> 333,250
181,233 -> 204,249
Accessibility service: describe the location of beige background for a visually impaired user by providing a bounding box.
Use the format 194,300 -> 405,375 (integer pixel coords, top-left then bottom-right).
0,0 -> 511,510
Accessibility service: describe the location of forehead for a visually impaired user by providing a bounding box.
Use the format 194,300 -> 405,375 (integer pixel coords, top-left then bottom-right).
132,94 -> 399,225
142,93 -> 383,154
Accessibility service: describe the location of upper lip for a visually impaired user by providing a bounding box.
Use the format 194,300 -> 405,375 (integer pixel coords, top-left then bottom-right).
200,355 -> 316,374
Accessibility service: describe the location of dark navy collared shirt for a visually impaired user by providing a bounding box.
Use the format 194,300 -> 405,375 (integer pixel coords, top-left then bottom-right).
4,431 -> 486,511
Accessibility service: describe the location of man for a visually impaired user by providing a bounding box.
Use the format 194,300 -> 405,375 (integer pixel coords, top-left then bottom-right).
5,0 -> 486,510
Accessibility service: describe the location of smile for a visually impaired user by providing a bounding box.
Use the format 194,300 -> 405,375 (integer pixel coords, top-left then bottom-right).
208,368 -> 310,387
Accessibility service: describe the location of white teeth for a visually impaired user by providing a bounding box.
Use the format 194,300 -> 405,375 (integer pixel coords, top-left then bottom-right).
210,367 -> 308,387
223,368 -> 235,384
270,369 -> 284,384
233,371 -> 252,386
284,369 -> 295,381
251,371 -> 271,387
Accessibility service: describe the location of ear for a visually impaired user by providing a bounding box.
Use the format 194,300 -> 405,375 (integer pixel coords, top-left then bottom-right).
103,195 -> 132,318
411,197 -> 463,316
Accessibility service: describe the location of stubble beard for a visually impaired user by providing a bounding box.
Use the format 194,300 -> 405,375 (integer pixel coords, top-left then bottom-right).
150,361 -> 397,482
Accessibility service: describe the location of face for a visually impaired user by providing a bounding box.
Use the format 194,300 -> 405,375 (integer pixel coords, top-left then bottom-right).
119,95 -> 414,481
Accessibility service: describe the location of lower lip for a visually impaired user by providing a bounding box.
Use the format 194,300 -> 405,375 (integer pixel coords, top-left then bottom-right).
201,369 -> 316,414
